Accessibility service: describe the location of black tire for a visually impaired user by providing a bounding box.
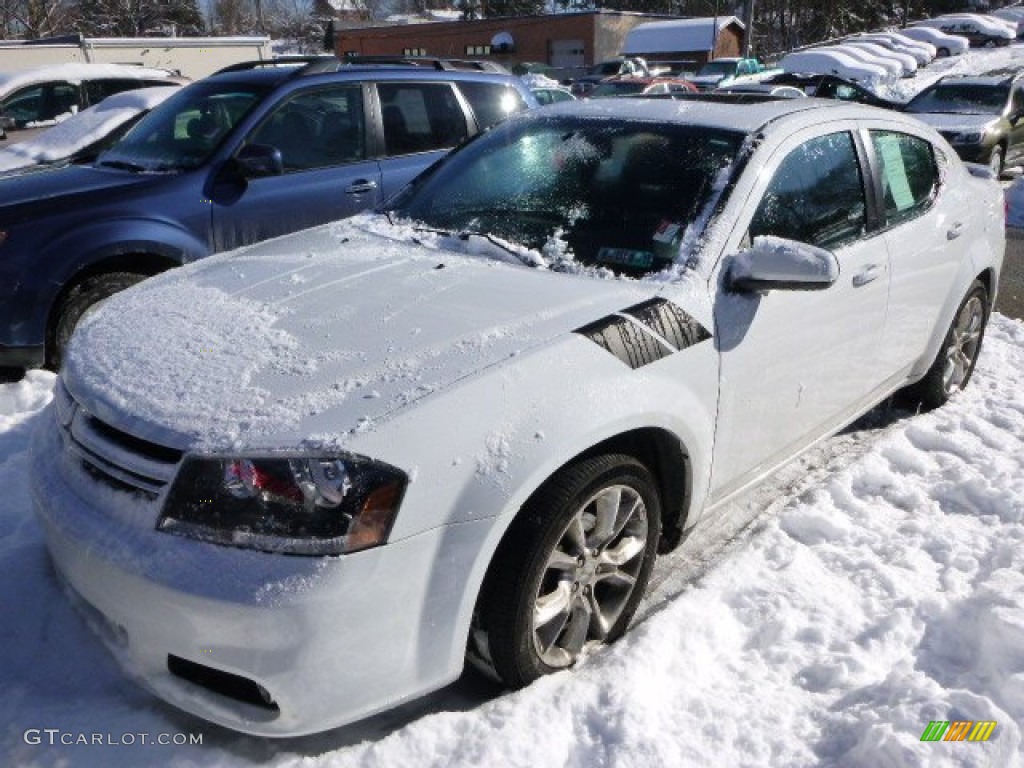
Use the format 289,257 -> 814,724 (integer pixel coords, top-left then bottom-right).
48,272 -> 147,369
480,454 -> 661,688
902,280 -> 990,411
937,47 -> 951,58
989,145 -> 1005,179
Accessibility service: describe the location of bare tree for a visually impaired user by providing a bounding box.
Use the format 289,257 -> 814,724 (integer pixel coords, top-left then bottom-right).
1,0 -> 78,38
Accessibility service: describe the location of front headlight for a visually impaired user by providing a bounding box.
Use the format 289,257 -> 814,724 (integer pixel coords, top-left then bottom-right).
158,454 -> 407,555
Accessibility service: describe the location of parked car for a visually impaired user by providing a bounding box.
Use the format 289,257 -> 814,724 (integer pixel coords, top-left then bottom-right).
990,8 -> 1024,37
0,63 -> 186,144
687,57 -> 778,91
897,25 -> 970,57
530,84 -> 576,105
838,41 -> 918,76
758,73 -> 903,109
34,96 -> 1003,737
569,57 -> 651,96
913,16 -> 1015,47
779,49 -> 890,87
0,60 -> 536,370
589,75 -> 698,98
0,86 -> 179,176
846,32 -> 936,65
818,45 -> 905,79
904,71 -> 1024,176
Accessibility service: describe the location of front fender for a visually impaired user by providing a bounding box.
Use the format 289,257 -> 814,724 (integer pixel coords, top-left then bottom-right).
9,218 -> 211,349
345,330 -> 720,679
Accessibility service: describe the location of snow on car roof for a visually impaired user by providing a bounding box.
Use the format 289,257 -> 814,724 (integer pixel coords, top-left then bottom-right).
0,62 -> 174,95
538,95 -> 849,136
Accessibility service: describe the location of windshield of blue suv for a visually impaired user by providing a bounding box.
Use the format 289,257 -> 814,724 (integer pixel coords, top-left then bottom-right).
389,115 -> 745,276
905,83 -> 1010,115
96,81 -> 269,172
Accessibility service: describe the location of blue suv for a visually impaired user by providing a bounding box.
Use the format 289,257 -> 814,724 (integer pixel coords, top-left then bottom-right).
0,59 -> 535,368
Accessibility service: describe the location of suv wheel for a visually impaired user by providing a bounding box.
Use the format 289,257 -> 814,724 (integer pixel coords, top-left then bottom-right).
479,454 -> 661,688
48,272 -> 147,369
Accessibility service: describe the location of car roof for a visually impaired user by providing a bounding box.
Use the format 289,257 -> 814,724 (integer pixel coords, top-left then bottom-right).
204,62 -> 526,89
535,96 -> 852,134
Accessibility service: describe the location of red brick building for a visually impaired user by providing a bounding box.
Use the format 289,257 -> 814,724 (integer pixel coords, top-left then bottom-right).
335,11 -> 691,77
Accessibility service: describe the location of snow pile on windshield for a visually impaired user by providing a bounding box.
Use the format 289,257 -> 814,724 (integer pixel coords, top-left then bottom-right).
0,86 -> 177,171
1,314 -> 1021,766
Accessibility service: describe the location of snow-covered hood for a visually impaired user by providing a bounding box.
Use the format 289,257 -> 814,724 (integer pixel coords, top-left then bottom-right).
689,74 -> 726,87
63,217 -> 659,452
907,112 -> 1000,135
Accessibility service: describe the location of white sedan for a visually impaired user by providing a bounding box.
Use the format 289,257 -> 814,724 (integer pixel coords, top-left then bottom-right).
32,98 -> 1004,737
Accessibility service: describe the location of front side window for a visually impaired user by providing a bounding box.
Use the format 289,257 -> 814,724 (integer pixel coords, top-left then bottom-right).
390,116 -> 744,275
750,131 -> 867,250
456,81 -> 527,129
97,81 -> 267,172
378,82 -> 468,156
246,85 -> 365,172
870,130 -> 938,225
3,82 -> 80,126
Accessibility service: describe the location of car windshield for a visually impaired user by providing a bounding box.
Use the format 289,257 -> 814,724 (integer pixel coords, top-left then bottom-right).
697,61 -> 736,76
96,81 -> 268,172
389,115 -> 745,276
905,83 -> 1009,114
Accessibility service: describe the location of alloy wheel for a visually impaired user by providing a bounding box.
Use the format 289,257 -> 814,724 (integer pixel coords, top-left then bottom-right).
531,484 -> 648,667
942,295 -> 984,394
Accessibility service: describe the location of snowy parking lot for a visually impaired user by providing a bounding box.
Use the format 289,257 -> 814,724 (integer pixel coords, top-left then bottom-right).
2,45 -> 1024,768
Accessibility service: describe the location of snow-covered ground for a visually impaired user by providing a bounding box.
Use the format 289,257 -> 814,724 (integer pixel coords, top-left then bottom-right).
1,43 -> 1023,768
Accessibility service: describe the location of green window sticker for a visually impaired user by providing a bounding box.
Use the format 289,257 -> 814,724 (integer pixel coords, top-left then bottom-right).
596,248 -> 655,269
876,134 -> 915,212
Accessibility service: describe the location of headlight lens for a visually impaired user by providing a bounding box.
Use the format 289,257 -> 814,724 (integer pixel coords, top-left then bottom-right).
158,455 -> 407,555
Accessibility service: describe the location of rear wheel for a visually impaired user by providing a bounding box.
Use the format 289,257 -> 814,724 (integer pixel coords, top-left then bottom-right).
478,454 -> 661,688
902,280 -> 989,410
989,145 -> 1005,178
48,272 -> 147,369
937,47 -> 951,58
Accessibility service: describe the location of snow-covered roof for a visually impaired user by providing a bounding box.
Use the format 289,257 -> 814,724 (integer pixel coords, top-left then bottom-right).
623,16 -> 745,55
0,85 -> 178,172
0,63 -> 175,98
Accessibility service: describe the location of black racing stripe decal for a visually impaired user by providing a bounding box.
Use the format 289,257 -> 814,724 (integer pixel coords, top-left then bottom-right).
575,299 -> 711,369
622,298 -> 711,351
576,315 -> 672,370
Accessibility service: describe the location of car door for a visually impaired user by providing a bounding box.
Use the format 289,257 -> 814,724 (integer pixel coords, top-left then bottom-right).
1006,85 -> 1024,165
867,127 -> 968,373
374,81 -> 472,201
709,127 -> 891,501
211,83 -> 382,252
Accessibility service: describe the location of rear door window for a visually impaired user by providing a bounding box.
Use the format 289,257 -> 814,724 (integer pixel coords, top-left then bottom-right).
869,130 -> 938,225
377,82 -> 469,156
456,81 -> 528,129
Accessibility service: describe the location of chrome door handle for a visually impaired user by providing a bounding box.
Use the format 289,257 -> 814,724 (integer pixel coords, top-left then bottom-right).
345,179 -> 378,194
947,222 -> 963,240
852,264 -> 882,287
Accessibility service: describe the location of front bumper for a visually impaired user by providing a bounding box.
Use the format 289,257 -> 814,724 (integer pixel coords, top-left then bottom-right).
30,414 -> 490,737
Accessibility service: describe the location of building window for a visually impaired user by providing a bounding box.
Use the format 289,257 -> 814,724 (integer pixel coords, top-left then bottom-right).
403,48 -> 426,56
465,45 -> 491,56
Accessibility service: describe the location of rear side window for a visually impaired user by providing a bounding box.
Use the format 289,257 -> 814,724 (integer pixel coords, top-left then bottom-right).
750,131 -> 867,250
378,82 -> 469,156
456,81 -> 528,129
869,131 -> 938,224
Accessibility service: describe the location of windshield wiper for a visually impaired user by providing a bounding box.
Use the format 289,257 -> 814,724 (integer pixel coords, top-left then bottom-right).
96,159 -> 146,172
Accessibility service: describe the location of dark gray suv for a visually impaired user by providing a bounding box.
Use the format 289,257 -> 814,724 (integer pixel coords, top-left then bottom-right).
0,59 -> 536,369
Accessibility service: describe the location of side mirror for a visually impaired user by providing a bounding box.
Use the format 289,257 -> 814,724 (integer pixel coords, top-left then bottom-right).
234,144 -> 283,178
727,236 -> 839,292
